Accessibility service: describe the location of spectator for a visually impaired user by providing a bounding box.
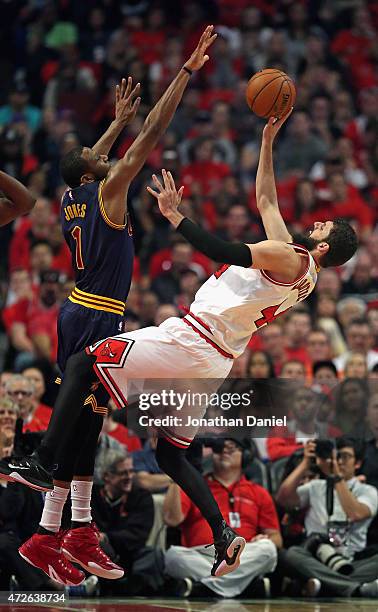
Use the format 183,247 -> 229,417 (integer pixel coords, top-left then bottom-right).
306,329 -> 332,365
91,450 -> 154,572
163,438 -> 281,598
267,386 -> 340,462
334,378 -> 369,438
280,360 -> 306,382
334,319 -> 378,374
0,396 -> 19,456
4,374 -> 47,433
284,310 -> 312,363
9,198 -> 53,273
276,111 -> 328,178
312,360 -> 339,388
3,269 -> 61,368
93,430 -> 125,486
101,403 -> 141,453
336,298 -> 367,332
154,304 -> 179,326
277,438 -> 378,598
344,352 -> 369,379
0,81 -> 41,132
21,365 -> 52,427
342,251 -> 377,297
247,351 -> 275,379
259,323 -> 287,375
361,391 -> 378,488
132,435 -> 172,493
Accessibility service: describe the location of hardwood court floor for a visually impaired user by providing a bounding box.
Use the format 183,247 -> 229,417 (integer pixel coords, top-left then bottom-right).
1,598 -> 378,612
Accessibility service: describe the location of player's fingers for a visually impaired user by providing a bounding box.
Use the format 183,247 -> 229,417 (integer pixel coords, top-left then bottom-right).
162,169 -> 171,191
152,174 -> 164,192
205,33 -> 217,48
130,97 -> 141,117
202,55 -> 210,64
146,186 -> 160,199
124,76 -> 132,98
128,82 -> 141,101
177,186 -> 184,205
115,84 -> 120,103
167,171 -> 176,191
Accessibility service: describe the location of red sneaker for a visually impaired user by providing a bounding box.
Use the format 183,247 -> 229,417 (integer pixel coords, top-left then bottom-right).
19,531 -> 85,586
62,522 -> 124,579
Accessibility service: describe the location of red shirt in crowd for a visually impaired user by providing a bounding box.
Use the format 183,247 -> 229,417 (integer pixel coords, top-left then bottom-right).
181,161 -> 231,197
107,424 -> 142,452
2,297 -> 59,362
23,402 -> 52,433
179,474 -> 280,547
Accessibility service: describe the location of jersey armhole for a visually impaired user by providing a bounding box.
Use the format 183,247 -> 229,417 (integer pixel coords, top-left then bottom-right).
98,179 -> 126,231
261,245 -> 311,286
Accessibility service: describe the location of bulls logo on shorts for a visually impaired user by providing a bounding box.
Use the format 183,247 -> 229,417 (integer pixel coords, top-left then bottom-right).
86,336 -> 134,407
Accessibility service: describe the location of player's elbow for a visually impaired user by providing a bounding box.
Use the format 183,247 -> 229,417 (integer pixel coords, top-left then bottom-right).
256,195 -> 276,210
163,510 -> 183,528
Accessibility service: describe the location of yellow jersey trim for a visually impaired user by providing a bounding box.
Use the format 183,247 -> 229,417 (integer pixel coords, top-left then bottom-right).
69,287 -> 125,316
73,286 -> 125,308
98,179 -> 126,231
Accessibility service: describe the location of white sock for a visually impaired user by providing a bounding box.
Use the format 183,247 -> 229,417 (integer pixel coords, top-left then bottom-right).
71,480 -> 93,524
39,486 -> 69,532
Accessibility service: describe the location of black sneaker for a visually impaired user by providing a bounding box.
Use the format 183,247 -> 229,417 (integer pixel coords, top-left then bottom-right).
0,454 -> 53,491
209,520 -> 246,577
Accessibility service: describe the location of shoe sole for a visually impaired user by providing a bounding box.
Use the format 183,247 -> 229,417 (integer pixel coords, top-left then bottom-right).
62,548 -> 124,580
213,536 -> 246,578
0,470 -> 52,492
18,549 -> 85,587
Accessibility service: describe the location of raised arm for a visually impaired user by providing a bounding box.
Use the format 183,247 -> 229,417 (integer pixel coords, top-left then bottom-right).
0,172 -> 35,226
102,25 -> 217,226
147,169 -> 303,281
92,77 -> 141,156
256,112 -> 293,242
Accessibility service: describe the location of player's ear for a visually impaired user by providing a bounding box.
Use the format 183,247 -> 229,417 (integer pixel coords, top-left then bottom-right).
316,242 -> 329,255
81,173 -> 95,184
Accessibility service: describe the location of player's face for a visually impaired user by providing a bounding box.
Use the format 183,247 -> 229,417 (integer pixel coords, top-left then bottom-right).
81,147 -> 111,179
308,221 -> 334,241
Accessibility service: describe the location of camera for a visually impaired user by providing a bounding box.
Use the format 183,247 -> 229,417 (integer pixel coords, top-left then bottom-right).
315,439 -> 334,460
304,533 -> 353,575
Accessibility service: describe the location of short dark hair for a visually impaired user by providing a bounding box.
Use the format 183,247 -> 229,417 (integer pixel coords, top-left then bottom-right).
336,436 -> 365,462
30,239 -> 52,252
321,218 -> 358,268
312,360 -> 338,377
59,146 -> 86,188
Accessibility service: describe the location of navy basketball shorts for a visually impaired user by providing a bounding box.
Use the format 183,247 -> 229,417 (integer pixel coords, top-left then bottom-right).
57,299 -> 124,409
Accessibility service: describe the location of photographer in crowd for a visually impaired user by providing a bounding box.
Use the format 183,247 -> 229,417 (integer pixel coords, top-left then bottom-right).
276,437 -> 378,597
163,438 -> 281,599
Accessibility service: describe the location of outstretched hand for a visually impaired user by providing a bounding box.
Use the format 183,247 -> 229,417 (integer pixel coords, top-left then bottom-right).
115,77 -> 141,126
262,107 -> 293,144
147,169 -> 184,226
184,25 -> 217,72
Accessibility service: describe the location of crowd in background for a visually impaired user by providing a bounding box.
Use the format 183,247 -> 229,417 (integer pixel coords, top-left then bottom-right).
0,0 -> 377,600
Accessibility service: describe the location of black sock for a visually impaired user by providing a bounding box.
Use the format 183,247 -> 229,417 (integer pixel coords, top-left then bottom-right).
37,526 -> 57,536
156,438 -> 224,542
70,521 -> 91,530
38,352 -> 97,464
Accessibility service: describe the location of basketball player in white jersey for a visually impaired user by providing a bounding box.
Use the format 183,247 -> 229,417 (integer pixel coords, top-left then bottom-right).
0,112 -> 358,578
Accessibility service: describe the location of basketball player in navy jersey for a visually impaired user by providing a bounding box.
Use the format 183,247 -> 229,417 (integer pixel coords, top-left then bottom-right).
0,171 -> 35,225
1,110 -> 358,579
1,26 -> 217,587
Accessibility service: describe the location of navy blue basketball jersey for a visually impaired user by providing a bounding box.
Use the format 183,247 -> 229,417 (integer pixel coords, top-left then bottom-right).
61,179 -> 134,316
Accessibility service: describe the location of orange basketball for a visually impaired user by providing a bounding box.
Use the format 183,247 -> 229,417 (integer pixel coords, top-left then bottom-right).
246,68 -> 296,119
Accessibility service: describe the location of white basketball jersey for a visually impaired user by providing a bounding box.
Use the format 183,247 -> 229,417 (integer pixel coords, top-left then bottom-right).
189,244 -> 318,357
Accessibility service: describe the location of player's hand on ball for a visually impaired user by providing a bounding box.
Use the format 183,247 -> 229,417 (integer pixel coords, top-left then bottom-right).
184,25 -> 217,72
147,170 -> 184,222
115,77 -> 141,126
262,107 -> 293,144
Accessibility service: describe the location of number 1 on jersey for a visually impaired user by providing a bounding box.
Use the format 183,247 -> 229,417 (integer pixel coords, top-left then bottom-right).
71,225 -> 84,270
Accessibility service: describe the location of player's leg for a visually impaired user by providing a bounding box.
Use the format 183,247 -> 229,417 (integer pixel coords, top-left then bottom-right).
156,438 -> 245,577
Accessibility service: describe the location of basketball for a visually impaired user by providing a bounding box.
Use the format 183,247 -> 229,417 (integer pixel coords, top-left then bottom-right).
246,69 -> 296,119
